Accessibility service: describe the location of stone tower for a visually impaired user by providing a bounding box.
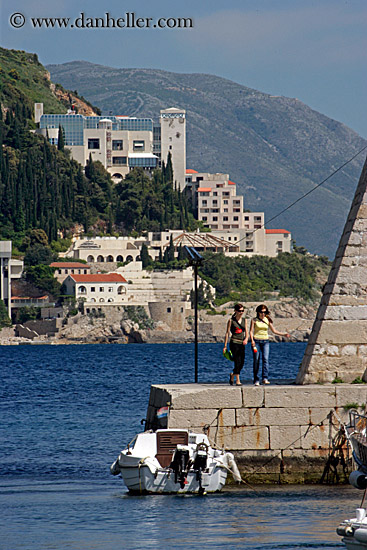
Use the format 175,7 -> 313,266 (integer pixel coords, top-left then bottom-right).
297,157 -> 367,384
160,107 -> 186,190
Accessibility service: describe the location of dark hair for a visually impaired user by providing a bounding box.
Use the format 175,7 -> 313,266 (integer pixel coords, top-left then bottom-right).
234,303 -> 245,312
256,304 -> 273,323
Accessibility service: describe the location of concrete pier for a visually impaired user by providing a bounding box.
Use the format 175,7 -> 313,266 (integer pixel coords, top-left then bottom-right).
146,382 -> 367,483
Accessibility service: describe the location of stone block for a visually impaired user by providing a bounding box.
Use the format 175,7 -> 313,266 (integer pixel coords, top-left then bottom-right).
323,306 -> 343,320
341,345 -> 357,356
335,385 -> 367,408
237,407 -> 311,427
342,306 -> 367,321
309,407 -> 335,425
242,386 -> 265,408
317,320 -> 367,345
300,423 -> 331,450
325,345 -> 339,356
264,386 -> 336,408
169,385 -> 243,409
168,408 -> 236,429
269,425 -> 301,449
357,204 -> 367,218
208,425 -> 270,450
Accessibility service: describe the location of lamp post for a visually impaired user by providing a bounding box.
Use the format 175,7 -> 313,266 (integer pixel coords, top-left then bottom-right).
184,246 -> 203,383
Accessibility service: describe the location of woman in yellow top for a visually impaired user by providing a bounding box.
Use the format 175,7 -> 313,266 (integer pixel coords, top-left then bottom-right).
249,304 -> 290,386
224,303 -> 248,386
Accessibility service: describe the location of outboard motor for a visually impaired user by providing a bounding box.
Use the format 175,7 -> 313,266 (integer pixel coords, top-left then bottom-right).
193,443 -> 209,494
171,445 -> 190,489
350,470 -> 367,490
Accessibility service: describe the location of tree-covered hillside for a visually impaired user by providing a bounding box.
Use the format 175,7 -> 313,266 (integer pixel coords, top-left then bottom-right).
199,250 -> 330,303
0,49 -> 197,244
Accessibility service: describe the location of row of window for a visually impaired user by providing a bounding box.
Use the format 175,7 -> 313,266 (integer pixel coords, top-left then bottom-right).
88,139 -> 145,151
201,216 -> 239,222
78,286 -> 126,294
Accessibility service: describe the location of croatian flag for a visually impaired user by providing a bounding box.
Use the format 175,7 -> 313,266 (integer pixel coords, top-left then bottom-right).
157,406 -> 169,419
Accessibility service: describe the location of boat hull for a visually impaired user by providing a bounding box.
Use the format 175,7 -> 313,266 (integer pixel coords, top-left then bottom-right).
120,464 -> 227,494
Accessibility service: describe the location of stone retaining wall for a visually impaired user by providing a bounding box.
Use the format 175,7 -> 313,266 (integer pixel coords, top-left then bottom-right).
146,383 -> 367,483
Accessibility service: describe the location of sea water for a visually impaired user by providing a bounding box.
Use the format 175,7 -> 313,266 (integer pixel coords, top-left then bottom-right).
0,343 -> 357,549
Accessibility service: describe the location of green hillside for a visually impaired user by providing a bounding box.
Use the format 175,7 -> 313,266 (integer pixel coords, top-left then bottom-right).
0,48 -> 66,116
0,48 -> 196,249
47,61 -> 367,258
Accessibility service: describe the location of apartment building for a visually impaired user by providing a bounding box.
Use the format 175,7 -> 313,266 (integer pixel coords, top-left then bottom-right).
36,105 -> 186,188
0,241 -> 23,316
63,273 -> 128,306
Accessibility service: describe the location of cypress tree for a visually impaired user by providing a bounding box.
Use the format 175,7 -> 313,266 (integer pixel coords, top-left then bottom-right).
57,125 -> 64,151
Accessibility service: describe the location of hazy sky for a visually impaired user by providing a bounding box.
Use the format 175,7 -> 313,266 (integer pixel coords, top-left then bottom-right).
1,0 -> 366,137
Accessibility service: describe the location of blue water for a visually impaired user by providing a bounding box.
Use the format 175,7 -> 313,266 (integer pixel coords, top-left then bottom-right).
0,343 -> 357,549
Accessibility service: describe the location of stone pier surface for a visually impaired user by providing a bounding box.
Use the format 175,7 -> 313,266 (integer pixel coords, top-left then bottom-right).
146,383 -> 367,483
297,157 -> 367,384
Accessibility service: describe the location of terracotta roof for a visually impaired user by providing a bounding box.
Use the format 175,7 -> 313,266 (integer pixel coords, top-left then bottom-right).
186,168 -> 198,174
198,187 -> 212,192
265,229 -> 291,234
69,274 -> 127,283
228,180 -> 236,185
50,262 -> 90,268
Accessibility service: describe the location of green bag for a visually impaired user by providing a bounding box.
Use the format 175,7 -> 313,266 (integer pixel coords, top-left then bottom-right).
223,349 -> 233,361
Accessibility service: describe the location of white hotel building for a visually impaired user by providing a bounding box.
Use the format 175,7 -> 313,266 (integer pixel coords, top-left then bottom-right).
36,105 -> 186,189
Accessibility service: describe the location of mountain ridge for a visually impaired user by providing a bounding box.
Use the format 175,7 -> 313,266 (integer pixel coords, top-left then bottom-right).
47,61 -> 367,257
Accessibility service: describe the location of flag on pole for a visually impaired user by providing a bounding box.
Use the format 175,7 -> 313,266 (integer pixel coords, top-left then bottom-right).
157,406 -> 169,419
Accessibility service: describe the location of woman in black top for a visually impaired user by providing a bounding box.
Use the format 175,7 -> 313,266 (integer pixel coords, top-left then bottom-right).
224,303 -> 248,386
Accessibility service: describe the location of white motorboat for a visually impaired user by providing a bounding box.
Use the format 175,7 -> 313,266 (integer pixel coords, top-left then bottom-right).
337,411 -> 367,549
110,428 -> 240,494
337,504 -> 367,550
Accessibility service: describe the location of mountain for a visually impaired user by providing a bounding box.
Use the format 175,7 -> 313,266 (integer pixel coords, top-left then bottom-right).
47,61 -> 367,258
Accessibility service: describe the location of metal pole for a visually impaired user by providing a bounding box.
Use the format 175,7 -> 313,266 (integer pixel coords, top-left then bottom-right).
194,264 -> 198,383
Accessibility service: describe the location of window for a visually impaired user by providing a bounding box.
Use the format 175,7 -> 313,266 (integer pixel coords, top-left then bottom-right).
277,241 -> 283,249
223,217 -> 228,221
223,200 -> 228,205
113,157 -> 127,165
133,140 -> 145,151
99,287 -> 104,292
202,216 -> 207,221
112,140 -> 123,150
167,307 -> 171,313
202,200 -> 207,205
91,287 -> 95,292
213,216 -> 218,221
88,138 -> 100,149
244,216 -> 249,221
234,216 -> 238,221
108,287 -> 113,292
213,192 -> 217,196
213,200 -> 217,205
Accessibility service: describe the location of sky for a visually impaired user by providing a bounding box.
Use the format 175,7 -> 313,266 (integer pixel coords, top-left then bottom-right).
1,0 -> 367,138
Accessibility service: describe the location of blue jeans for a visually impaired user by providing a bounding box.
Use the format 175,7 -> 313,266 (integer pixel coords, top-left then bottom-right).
253,339 -> 270,383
